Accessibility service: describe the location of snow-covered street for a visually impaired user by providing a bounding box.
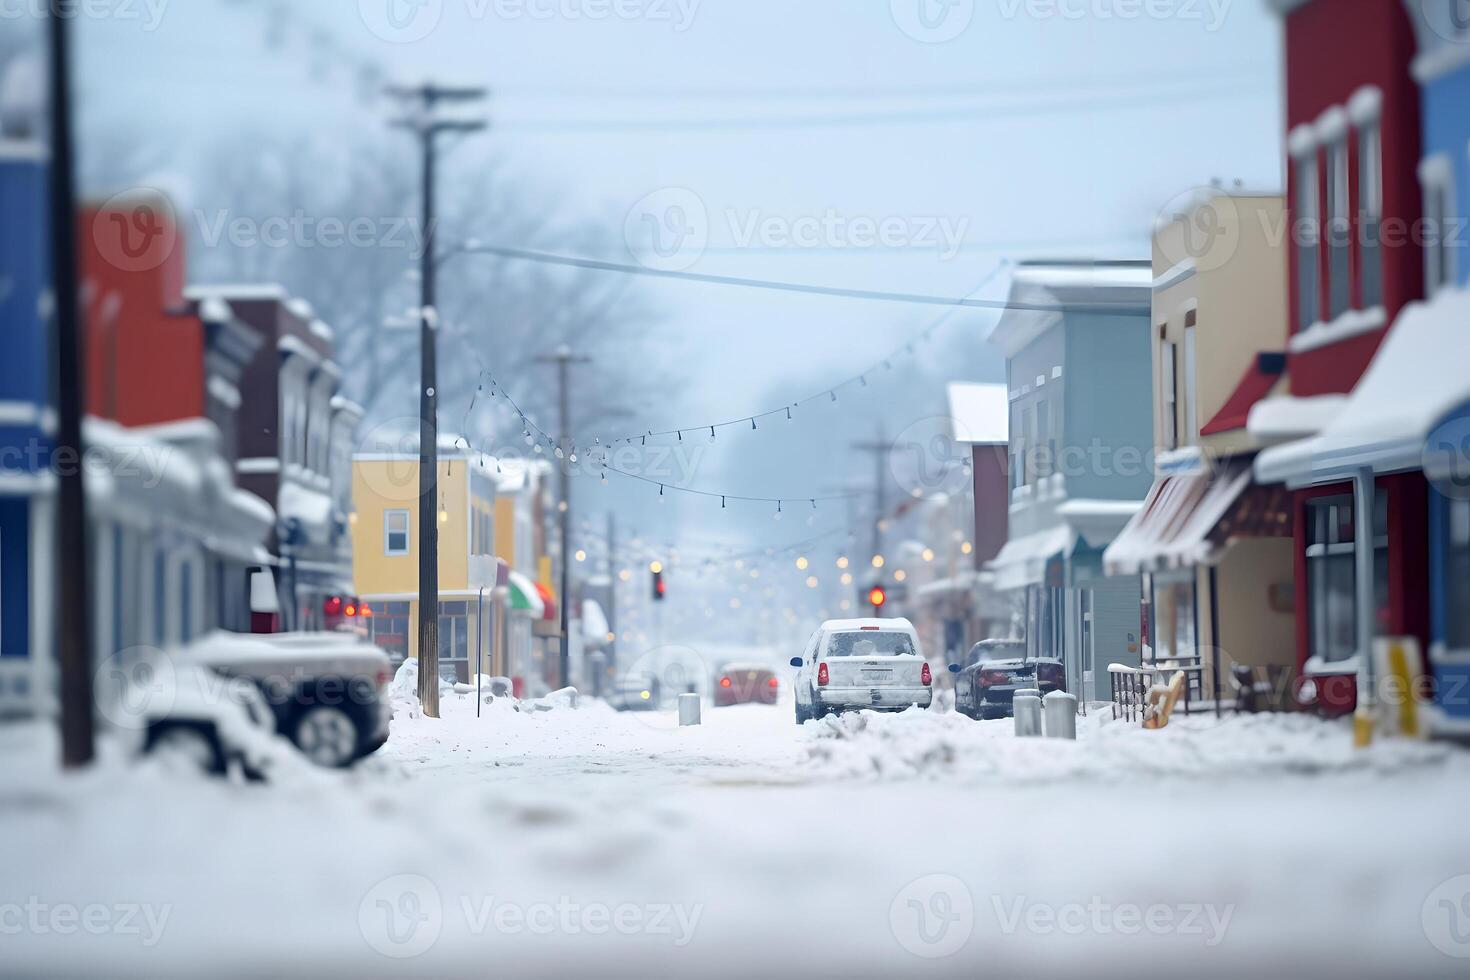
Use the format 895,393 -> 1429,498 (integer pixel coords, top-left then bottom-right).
8,671 -> 1470,979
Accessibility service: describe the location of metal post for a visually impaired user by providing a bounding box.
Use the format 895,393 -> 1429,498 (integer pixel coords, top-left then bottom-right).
1354,468 -> 1377,721
535,345 -> 591,690
387,83 -> 487,719
48,8 -> 95,768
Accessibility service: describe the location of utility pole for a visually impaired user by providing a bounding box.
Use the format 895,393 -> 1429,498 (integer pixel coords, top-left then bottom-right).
536,345 -> 592,689
605,510 -> 617,675
851,423 -> 891,565
388,82 -> 487,718
48,7 -> 94,768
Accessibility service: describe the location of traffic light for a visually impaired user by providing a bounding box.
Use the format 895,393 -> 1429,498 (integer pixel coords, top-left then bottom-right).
651,563 -> 666,602
866,584 -> 887,610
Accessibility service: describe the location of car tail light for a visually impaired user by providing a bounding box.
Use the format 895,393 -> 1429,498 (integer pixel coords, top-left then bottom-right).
361,603 -> 373,618
768,677 -> 779,689
719,676 -> 732,688
345,604 -> 358,618
817,663 -> 829,686
324,595 -> 343,616
979,669 -> 1011,687
376,668 -> 390,689
921,662 -> 932,686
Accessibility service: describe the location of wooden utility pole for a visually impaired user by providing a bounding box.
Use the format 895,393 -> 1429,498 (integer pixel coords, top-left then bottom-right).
48,7 -> 95,768
388,82 -> 487,717
535,345 -> 592,690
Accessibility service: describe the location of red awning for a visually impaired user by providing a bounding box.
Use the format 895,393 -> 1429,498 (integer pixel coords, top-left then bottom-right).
1200,352 -> 1286,437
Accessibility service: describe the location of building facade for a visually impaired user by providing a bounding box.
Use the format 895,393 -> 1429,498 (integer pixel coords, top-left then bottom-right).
986,261 -> 1154,704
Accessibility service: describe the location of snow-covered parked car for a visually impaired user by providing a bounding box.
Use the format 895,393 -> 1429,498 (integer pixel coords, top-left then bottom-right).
181,632 -> 392,768
949,638 -> 1065,720
790,617 -> 932,722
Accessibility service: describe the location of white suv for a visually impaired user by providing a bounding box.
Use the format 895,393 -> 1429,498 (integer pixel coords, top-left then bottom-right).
789,617 -> 932,722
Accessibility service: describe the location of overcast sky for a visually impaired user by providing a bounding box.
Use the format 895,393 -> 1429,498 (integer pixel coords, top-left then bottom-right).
64,0 -> 1284,633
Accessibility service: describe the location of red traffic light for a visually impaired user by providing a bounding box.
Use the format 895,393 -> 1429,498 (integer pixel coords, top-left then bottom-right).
867,586 -> 887,609
652,570 -> 666,601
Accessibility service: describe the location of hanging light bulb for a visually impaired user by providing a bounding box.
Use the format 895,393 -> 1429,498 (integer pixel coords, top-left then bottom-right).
709,426 -> 716,443
830,390 -> 838,403
658,485 -> 666,503
774,500 -> 783,521
786,406 -> 794,422
751,418 -> 758,431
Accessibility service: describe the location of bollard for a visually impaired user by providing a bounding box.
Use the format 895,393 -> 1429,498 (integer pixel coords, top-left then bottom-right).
1013,688 -> 1042,737
678,692 -> 702,727
1043,690 -> 1078,740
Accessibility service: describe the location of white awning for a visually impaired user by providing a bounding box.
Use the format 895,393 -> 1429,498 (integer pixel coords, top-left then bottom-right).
986,525 -> 1075,592
1104,458 -> 1254,576
1257,287 -> 1470,486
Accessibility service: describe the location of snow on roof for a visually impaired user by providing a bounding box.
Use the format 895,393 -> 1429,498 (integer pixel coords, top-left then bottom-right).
286,297 -> 315,321
196,296 -> 235,324
819,617 -> 916,632
990,260 -> 1151,355
986,524 -> 1076,592
1009,260 -> 1153,294
277,334 -> 321,364
1151,185 -> 1282,234
1056,498 -> 1145,547
946,382 -> 1008,445
1257,287 -> 1470,485
1247,393 -> 1348,443
184,284 -> 289,302
310,319 -> 335,344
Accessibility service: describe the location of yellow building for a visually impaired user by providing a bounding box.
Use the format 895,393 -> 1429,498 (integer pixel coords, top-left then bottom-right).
351,442 -> 506,682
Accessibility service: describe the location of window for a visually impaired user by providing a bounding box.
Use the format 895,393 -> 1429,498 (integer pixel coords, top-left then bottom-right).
1421,154 -> 1457,296
1325,137 -> 1351,319
1294,150 -> 1321,330
370,601 -> 411,664
1358,119 -> 1383,307
826,631 -> 916,657
153,548 -> 167,646
1035,401 -> 1051,480
1182,312 -> 1198,444
1448,499 -> 1470,653
1156,575 -> 1196,661
1306,493 -> 1389,668
384,510 -> 410,555
1160,338 -> 1179,451
438,601 -> 471,682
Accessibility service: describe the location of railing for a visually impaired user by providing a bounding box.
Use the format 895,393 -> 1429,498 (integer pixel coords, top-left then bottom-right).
1108,664 -> 1152,722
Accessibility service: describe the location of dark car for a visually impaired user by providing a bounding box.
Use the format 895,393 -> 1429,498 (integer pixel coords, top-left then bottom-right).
713,663 -> 779,707
950,639 -> 1064,719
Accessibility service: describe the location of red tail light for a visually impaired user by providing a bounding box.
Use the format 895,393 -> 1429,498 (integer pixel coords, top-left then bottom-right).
324,595 -> 343,616
719,676 -> 732,688
767,677 -> 779,689
361,603 -> 373,618
921,662 -> 932,686
344,604 -> 358,618
376,668 -> 390,688
817,663 -> 829,686
979,669 -> 1011,687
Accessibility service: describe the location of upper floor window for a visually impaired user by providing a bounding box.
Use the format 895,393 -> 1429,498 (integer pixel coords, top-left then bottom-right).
1420,154 -> 1457,296
1324,134 -> 1352,320
384,510 -> 410,556
1357,117 -> 1384,308
1182,310 -> 1198,444
1160,333 -> 1179,451
1292,143 -> 1321,331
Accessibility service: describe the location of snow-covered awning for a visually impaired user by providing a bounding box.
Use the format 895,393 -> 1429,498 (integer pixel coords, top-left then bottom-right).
1104,457 -> 1254,576
1055,498 -> 1143,548
986,525 -> 1075,592
1257,288 -> 1470,486
277,479 -> 335,545
914,569 -> 980,602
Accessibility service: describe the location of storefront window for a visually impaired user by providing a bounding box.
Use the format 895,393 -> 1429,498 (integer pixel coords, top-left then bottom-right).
1155,575 -> 1196,661
438,601 -> 470,683
370,601 -> 410,664
1306,493 -> 1389,668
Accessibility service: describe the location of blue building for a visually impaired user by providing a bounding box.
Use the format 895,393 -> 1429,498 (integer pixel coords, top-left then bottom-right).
1406,3 -> 1470,733
986,261 -> 1155,704
0,133 -> 52,717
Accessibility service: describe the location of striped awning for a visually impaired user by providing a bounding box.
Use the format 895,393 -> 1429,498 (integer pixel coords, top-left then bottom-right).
506,571 -> 545,618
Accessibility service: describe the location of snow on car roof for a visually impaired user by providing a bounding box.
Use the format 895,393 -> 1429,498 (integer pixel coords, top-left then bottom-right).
819,617 -> 915,632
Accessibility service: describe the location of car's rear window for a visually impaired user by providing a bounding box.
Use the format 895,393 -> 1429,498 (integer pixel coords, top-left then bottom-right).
826,631 -> 916,657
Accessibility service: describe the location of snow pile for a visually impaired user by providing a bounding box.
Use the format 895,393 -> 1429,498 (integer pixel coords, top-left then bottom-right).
799,707 -> 1462,783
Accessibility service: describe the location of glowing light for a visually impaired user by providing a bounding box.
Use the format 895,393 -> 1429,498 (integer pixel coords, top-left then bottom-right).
835,555 -> 849,569
840,572 -> 853,586
795,556 -> 809,571
805,576 -> 819,589
729,597 -> 742,609
961,541 -> 974,555
649,561 -> 664,574
575,550 -> 587,562
894,569 -> 907,582
922,548 -> 935,562
618,569 -> 632,582
438,510 -> 449,523
348,512 -> 359,526
871,554 -> 885,569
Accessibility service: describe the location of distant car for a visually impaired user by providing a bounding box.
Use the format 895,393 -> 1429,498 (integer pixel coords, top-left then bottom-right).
713,663 -> 779,707
790,617 -> 932,723
183,631 -> 392,768
949,638 -> 1064,720
609,672 -> 663,712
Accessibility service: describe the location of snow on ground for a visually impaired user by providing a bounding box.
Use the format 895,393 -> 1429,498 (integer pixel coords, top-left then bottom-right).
6,672 -> 1470,979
